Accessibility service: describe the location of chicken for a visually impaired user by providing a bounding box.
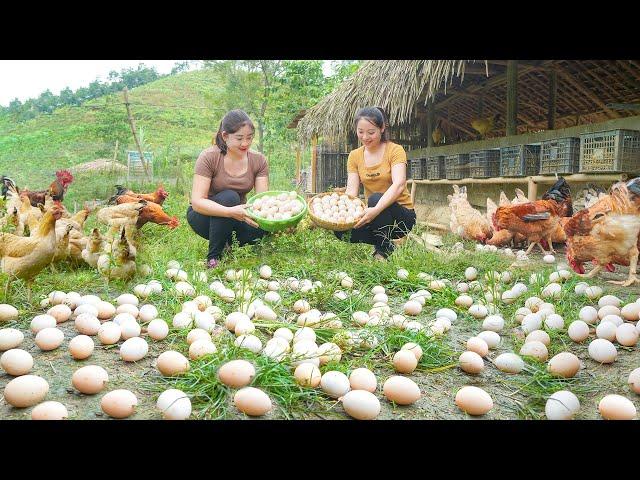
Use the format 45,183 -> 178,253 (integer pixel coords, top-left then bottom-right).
512,188 -> 528,204
493,178 -> 572,255
97,200 -> 146,244
1,175 -> 16,200
564,178 -> 640,286
109,184 -> 169,206
53,223 -> 74,263
18,192 -> 44,236
0,207 -> 19,233
113,194 -> 179,230
97,227 -> 137,280
486,193 -> 519,247
4,170 -> 74,207
81,228 -> 105,268
471,113 -> 500,138
432,125 -> 443,145
448,185 -> 492,243
0,205 -> 64,300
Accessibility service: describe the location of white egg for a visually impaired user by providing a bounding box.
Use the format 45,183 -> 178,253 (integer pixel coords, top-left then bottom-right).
138,304 -> 159,322
600,314 -> 623,327
545,390 -> 580,420
235,334 -> 263,353
598,295 -> 621,308
588,338 -> 617,363
568,321 -> 590,342
596,321 -> 617,341
468,305 -> 488,319
30,314 -> 57,333
403,300 -> 422,316
579,306 -> 599,324
520,341 -> 549,361
477,331 -> 500,349
97,322 -> 121,345
598,394 -> 637,420
157,389 -> 192,420
543,254 -> 556,264
584,286 -> 603,300
465,267 -> 478,281
514,307 -> 532,324
320,371 -> 351,398
482,315 -> 504,332
172,312 -> 194,329
74,314 -> 101,336
544,313 -> 564,330
35,328 -> 64,351
522,313 -> 543,334
397,269 -> 409,280
436,308 -> 457,322
119,337 -> 148,362
0,328 -> 24,351
615,323 -> 639,347
341,390 -> 381,420
147,319 -> 169,341
494,352 -> 525,373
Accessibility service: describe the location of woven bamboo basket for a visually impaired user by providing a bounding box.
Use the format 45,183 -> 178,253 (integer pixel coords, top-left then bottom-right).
307,192 -> 365,232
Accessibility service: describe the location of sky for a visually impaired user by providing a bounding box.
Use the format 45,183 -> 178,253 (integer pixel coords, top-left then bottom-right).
0,60 -> 335,107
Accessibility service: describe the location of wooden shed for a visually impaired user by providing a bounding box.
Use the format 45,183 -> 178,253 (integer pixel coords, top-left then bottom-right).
293,60 -> 640,227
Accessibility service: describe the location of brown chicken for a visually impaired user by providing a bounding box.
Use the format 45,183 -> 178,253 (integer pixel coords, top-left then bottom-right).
5,170 -> 74,207
97,227 -> 137,280
113,194 -> 179,230
97,200 -> 147,245
493,178 -> 572,255
471,113 -> 500,138
486,197 -> 514,246
81,228 -> 105,268
109,184 -> 169,206
0,205 -> 64,299
448,185 -> 492,243
564,178 -> 640,286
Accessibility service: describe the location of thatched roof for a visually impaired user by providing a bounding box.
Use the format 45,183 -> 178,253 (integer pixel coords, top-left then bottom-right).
296,60 -> 640,146
296,60 -> 480,143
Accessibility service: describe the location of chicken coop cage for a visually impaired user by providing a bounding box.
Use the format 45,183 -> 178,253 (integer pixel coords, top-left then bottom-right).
539,138 -> 580,175
579,129 -> 640,173
315,145 -> 349,193
469,150 -> 500,178
425,156 -> 445,180
444,154 -> 470,180
500,144 -> 540,177
410,157 -> 426,180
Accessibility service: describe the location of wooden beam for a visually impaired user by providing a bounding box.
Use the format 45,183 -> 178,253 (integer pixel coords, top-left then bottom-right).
439,116 -> 477,137
548,70 -> 557,130
311,136 -> 318,193
554,66 -> 621,118
426,99 -> 435,147
506,60 -> 518,136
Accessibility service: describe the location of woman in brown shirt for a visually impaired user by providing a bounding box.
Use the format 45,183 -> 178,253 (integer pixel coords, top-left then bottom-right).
187,110 -> 269,268
336,107 -> 416,260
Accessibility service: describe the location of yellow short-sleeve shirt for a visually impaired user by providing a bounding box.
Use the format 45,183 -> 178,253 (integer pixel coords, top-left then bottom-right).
347,141 -> 413,209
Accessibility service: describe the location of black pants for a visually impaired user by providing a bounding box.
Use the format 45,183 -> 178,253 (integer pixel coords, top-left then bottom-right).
186,190 -> 267,261
334,192 -> 416,258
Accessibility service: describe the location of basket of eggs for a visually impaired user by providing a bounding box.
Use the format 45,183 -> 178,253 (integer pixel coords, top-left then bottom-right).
307,191 -> 366,231
246,190 -> 308,232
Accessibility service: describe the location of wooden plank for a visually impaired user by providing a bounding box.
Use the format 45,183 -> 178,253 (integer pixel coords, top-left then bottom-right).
548,70 -> 557,130
506,61 -> 518,136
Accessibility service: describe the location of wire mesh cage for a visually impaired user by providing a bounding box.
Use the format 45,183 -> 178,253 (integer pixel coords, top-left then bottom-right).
445,154 -> 470,180
500,145 -> 541,177
426,156 -> 445,180
539,138 -> 580,175
410,157 -> 426,180
469,150 -> 500,178
579,129 -> 640,173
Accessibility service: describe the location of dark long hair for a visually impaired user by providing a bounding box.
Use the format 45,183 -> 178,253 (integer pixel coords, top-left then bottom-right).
354,106 -> 390,142
214,109 -> 255,155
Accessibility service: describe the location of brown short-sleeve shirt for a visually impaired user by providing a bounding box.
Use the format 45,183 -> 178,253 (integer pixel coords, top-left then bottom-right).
194,145 -> 268,203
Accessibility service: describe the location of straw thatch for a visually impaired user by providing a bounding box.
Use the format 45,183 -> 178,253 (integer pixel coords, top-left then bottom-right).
297,60 -> 479,144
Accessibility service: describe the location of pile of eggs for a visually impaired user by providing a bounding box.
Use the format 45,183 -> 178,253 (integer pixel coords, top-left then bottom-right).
249,192 -> 304,221
311,193 -> 365,225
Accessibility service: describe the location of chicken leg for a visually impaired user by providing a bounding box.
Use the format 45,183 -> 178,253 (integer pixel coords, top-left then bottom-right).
545,235 -> 556,254
609,246 -> 640,286
579,264 -> 602,279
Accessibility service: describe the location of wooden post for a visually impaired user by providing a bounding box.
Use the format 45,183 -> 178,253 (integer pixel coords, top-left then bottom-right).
527,176 -> 537,201
123,87 -> 151,182
506,60 -> 518,136
295,145 -> 301,184
311,135 -> 318,194
547,70 -> 557,130
410,181 -> 417,206
426,100 -> 435,148
111,139 -> 119,174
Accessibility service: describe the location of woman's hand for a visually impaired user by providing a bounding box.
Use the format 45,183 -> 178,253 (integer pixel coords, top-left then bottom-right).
227,204 -> 259,228
354,206 -> 380,229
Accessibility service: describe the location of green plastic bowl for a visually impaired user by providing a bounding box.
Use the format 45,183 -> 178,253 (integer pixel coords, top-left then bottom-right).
246,190 -> 308,232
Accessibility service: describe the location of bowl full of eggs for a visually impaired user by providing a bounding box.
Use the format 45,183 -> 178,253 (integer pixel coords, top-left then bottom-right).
307,192 -> 365,232
246,191 -> 308,232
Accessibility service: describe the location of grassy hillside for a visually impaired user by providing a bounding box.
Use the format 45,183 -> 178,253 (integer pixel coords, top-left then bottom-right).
0,67 -> 299,197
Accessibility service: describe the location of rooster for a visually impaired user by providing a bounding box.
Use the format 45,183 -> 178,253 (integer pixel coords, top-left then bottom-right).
493,178 -> 572,255
113,194 -> 179,230
4,170 -> 74,207
109,184 -> 169,206
0,205 -> 64,300
448,185 -> 492,243
564,178 -> 640,286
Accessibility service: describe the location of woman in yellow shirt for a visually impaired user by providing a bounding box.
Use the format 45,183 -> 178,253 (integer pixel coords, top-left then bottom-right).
336,107 -> 416,260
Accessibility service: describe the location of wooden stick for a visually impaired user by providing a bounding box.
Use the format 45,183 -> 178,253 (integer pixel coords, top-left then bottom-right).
123,87 -> 151,182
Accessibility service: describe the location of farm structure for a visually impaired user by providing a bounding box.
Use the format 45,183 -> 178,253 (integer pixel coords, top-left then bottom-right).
292,60 -> 640,226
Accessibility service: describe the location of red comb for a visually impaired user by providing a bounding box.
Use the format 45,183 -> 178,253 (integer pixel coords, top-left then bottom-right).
55,170 -> 74,185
